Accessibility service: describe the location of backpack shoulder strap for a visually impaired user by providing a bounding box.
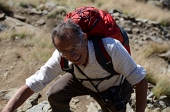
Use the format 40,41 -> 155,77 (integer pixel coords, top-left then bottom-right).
117,25 -> 131,54
117,25 -> 129,46
91,39 -> 118,75
60,57 -> 73,73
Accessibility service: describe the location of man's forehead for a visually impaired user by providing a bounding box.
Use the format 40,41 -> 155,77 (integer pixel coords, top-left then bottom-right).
55,35 -> 79,44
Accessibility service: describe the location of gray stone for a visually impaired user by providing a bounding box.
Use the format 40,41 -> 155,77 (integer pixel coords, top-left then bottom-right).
132,28 -> 140,34
13,14 -> 26,22
30,8 -> 42,15
36,19 -> 46,26
0,24 -> 8,32
44,2 -> 56,10
162,107 -> 170,112
37,4 -> 46,11
136,18 -> 148,23
0,13 -> 6,20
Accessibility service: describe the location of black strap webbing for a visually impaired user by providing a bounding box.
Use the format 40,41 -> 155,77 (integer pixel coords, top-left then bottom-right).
74,64 -> 101,93
60,58 -> 73,73
91,39 -> 118,75
117,25 -> 129,46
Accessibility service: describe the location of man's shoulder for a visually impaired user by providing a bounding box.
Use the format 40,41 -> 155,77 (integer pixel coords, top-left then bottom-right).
102,37 -> 118,44
88,37 -> 119,47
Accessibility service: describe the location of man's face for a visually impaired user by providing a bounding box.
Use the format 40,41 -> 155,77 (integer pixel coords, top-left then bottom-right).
54,33 -> 88,65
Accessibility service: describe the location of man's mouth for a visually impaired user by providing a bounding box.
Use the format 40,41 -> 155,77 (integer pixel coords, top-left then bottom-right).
74,55 -> 81,61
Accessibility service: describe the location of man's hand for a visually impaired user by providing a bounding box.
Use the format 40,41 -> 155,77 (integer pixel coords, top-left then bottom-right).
2,85 -> 34,112
135,78 -> 148,112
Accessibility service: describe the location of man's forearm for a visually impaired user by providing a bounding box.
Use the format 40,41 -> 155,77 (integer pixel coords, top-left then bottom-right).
2,85 -> 34,112
136,78 -> 148,112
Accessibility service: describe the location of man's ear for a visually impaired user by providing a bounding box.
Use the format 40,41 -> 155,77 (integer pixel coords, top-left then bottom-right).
83,33 -> 88,43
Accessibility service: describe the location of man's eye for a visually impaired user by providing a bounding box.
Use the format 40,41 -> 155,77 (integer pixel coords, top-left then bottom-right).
72,47 -> 76,51
72,45 -> 80,51
62,51 -> 68,54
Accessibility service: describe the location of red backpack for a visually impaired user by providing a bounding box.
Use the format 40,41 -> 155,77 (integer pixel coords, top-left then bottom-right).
61,6 -> 130,77
64,6 -> 130,54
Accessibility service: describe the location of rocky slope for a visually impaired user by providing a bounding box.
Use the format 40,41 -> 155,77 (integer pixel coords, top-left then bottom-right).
0,2 -> 170,112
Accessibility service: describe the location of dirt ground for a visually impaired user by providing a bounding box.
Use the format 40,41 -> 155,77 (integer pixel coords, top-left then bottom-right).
0,6 -> 98,111
0,31 -> 99,112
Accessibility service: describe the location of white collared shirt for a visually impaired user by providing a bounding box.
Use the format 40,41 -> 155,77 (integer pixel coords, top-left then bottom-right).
26,37 -> 146,92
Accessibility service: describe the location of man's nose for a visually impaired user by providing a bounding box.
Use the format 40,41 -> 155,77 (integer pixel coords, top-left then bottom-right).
68,51 -> 76,57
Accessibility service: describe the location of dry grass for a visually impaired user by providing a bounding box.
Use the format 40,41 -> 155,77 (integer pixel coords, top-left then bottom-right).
132,41 -> 170,97
152,77 -> 170,98
20,28 -> 54,62
0,27 -> 54,62
8,0 -> 48,7
0,27 -> 33,39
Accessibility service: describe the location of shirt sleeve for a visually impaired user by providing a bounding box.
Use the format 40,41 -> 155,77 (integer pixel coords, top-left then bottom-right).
26,50 -> 63,93
104,38 -> 146,85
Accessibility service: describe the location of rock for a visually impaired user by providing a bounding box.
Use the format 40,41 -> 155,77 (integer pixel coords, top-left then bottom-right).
158,50 -> 170,60
0,88 -> 18,100
26,101 -> 51,112
30,8 -> 42,15
86,102 -> 101,112
42,10 -> 48,15
148,20 -> 160,26
163,107 -> 170,112
112,12 -> 120,17
13,14 -> 26,22
44,2 -> 56,11
132,27 -> 140,34
0,13 -> 6,20
124,27 -> 132,34
3,16 -> 34,31
136,18 -> 148,23
16,93 -> 41,112
35,19 -> 46,26
37,4 -> 46,11
0,24 -> 8,32
126,103 -> 134,112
